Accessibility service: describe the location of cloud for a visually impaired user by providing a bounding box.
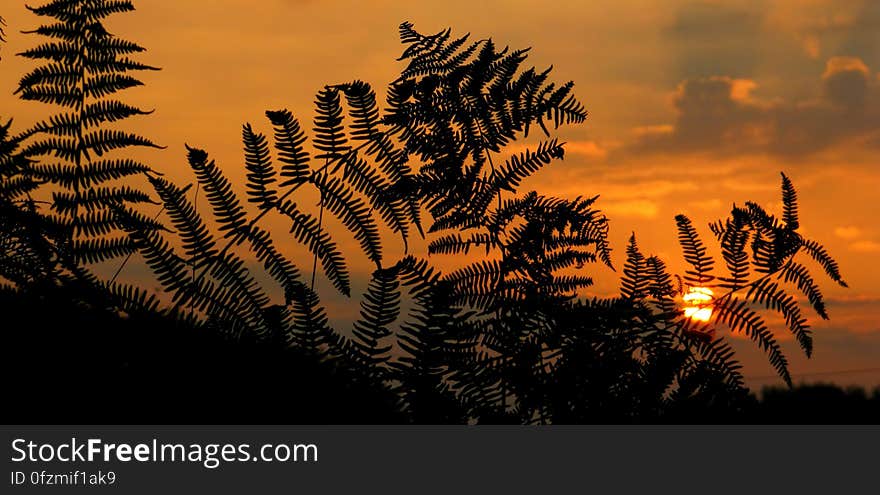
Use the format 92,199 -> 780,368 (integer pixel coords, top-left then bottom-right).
688,198 -> 723,211
601,180 -> 699,200
823,56 -> 871,107
816,295 -> 880,335
835,226 -> 863,239
666,2 -> 764,80
825,294 -> 880,305
837,1 -> 880,69
769,0 -> 880,65
631,125 -> 674,139
624,56 -> 880,158
801,35 -> 821,59
563,140 -> 609,159
600,199 -> 659,219
850,240 -> 880,252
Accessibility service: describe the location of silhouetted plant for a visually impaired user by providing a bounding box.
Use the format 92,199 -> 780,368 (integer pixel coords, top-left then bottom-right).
0,119 -> 52,286
665,174 -> 847,386
0,114 -> 169,322
755,383 -> 880,423
14,0 -> 162,266
0,8 -> 850,424
1,15 -> 7,56
123,22 -> 832,423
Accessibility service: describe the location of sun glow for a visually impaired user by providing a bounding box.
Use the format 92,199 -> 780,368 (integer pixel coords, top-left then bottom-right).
683,287 -> 714,322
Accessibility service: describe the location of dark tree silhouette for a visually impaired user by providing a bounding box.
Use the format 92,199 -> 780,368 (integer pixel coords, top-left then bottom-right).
0,2 -> 851,424
753,384 -> 880,423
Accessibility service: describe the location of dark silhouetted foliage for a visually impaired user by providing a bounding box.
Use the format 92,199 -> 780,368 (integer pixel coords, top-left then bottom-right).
1,15 -> 7,54
748,384 -> 880,424
13,0 -> 162,267
0,3 -> 855,424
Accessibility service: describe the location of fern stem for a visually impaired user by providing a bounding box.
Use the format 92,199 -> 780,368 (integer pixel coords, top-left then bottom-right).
472,118 -> 507,415
178,141 -> 372,313
310,191 -> 325,291
109,204 -> 166,284
190,182 -> 200,317
71,3 -> 87,256
473,119 -> 503,210
713,255 -> 798,305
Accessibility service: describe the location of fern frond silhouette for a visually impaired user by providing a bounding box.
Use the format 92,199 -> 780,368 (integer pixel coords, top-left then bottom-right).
120,23 -> 847,422
0,15 -> 7,57
683,173 -> 847,386
15,0 -> 161,266
0,14 -> 851,424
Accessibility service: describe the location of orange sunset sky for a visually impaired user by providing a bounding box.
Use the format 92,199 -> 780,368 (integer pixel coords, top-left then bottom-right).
1,0 -> 878,389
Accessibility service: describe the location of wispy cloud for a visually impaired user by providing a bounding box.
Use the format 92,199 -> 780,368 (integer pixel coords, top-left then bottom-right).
850,240 -> 880,252
600,199 -> 659,219
835,226 -> 863,239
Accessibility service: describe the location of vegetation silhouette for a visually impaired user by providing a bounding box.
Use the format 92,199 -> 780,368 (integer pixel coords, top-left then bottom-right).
752,384 -> 880,424
0,1 -> 856,424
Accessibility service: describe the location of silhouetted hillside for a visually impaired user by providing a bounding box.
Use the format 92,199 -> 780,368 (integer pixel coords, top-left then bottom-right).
1,285 -> 402,424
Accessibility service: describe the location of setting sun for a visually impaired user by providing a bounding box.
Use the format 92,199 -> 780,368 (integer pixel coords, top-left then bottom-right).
683,287 -> 714,322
